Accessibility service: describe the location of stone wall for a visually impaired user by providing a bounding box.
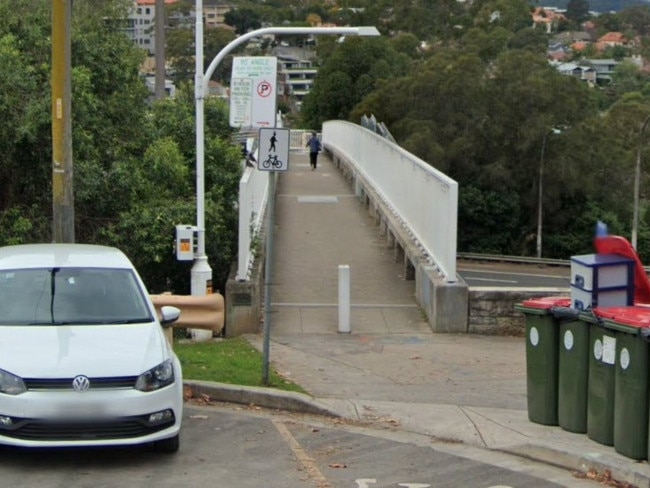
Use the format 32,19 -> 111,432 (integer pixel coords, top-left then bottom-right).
224,251 -> 264,337
469,288 -> 569,336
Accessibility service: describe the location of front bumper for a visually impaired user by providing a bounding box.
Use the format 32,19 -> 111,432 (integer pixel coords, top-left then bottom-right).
0,379 -> 183,448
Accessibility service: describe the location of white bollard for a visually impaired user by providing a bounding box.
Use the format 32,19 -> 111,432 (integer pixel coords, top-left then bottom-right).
338,265 -> 351,333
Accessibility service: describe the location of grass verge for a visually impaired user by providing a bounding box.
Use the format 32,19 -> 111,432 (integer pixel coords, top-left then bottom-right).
174,336 -> 307,394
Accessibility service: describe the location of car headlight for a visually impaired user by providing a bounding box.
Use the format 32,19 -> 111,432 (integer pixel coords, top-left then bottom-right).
0,368 -> 26,395
135,359 -> 175,392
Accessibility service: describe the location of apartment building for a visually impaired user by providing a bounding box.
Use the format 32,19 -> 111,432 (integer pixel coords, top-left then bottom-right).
275,51 -> 318,110
204,1 -> 233,29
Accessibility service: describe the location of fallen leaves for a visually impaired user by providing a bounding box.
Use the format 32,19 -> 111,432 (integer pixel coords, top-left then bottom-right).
573,468 -> 636,487
183,386 -> 215,406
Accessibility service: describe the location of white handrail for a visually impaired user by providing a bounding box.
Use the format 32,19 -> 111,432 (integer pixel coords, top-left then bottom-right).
323,121 -> 458,281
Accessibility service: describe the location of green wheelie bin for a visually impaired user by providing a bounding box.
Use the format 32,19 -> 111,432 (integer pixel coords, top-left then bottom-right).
515,297 -> 570,426
582,310 -> 617,446
555,307 -> 590,433
594,306 -> 650,460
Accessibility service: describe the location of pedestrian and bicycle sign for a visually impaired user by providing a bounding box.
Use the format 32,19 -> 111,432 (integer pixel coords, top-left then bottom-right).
258,128 -> 289,172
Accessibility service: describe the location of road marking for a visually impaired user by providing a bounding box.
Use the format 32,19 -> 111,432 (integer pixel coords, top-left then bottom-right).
458,268 -> 568,279
297,196 -> 339,203
356,480 -> 377,487
463,276 -> 518,284
272,303 -> 419,308
273,420 -> 331,487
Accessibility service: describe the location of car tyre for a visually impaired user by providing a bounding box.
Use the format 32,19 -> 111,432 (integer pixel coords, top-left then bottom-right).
153,434 -> 180,454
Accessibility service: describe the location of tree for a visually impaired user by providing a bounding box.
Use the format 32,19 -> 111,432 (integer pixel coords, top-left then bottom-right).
0,0 -> 242,294
566,0 -> 590,24
471,0 -> 532,33
167,27 -> 236,84
301,37 -> 410,128
224,8 -> 261,36
390,33 -> 421,58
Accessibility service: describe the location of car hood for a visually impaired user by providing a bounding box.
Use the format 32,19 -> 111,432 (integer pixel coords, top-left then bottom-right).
0,324 -> 168,378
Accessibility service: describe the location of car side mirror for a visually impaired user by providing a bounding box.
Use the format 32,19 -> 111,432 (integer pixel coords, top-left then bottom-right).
160,306 -> 181,328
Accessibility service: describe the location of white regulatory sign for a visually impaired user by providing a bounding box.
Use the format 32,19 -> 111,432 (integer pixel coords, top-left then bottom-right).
229,57 -> 277,128
258,128 -> 290,172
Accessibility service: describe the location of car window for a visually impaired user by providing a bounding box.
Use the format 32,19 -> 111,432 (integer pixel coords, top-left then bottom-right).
0,267 -> 153,325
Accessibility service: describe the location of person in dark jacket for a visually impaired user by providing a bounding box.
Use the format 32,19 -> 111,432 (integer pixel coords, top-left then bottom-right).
306,131 -> 321,170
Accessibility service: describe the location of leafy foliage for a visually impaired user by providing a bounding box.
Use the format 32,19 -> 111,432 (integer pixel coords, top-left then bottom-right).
0,0 -> 241,295
301,37 -> 411,129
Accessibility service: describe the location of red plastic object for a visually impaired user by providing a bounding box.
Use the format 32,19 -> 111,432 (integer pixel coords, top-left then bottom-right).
594,235 -> 650,305
522,296 -> 571,310
593,306 -> 650,328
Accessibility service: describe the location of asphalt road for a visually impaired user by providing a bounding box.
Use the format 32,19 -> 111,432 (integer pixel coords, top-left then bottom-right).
457,261 -> 570,288
0,403 -> 602,488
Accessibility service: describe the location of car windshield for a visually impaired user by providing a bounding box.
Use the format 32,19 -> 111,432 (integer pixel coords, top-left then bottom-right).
0,267 -> 153,325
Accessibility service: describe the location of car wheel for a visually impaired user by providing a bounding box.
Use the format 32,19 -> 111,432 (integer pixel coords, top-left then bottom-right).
153,434 -> 180,454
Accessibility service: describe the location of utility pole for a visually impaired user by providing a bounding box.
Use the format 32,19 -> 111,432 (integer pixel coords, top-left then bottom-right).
52,0 -> 75,243
155,0 -> 166,100
632,115 -> 650,250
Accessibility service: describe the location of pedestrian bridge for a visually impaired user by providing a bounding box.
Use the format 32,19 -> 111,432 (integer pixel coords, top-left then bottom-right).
225,120 -> 469,335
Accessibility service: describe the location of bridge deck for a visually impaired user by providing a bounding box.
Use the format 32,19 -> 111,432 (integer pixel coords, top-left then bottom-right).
270,151 -> 431,334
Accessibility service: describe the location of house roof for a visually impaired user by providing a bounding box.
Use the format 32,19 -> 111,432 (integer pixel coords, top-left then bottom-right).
598,32 -> 625,43
571,41 -> 588,51
548,51 -> 568,61
532,7 -> 566,23
552,31 -> 591,43
588,58 -> 618,65
136,0 -> 177,5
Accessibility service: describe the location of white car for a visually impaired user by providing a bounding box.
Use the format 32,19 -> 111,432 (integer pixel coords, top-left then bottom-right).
0,243 -> 183,453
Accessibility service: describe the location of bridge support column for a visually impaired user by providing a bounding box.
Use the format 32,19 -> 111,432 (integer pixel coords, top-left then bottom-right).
386,230 -> 395,249
395,242 -> 405,264
416,265 -> 468,333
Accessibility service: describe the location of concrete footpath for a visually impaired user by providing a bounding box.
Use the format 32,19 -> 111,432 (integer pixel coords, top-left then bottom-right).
188,151 -> 650,487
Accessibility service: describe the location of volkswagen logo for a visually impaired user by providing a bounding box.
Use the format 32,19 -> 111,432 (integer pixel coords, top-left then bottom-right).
72,375 -> 90,393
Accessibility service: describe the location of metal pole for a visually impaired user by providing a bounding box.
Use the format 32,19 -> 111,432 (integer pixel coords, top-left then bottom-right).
536,133 -> 546,259
632,115 -> 650,250
154,0 -> 165,100
262,172 -> 276,385
52,0 -> 75,243
191,0 -> 212,341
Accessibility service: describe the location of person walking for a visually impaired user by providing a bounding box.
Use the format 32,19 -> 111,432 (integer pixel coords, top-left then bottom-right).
306,131 -> 321,170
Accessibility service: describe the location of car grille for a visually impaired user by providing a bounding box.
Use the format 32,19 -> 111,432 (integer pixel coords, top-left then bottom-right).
0,414 -> 175,441
24,376 -> 138,391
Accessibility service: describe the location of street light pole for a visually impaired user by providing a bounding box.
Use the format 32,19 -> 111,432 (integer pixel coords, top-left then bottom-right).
192,9 -> 380,299
536,128 -> 561,259
192,0 -> 211,306
632,114 -> 650,250
536,133 -> 547,259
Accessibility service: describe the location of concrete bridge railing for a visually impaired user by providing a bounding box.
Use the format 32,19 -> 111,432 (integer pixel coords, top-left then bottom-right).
322,121 -> 468,333
322,121 -> 457,281
226,123 -> 469,335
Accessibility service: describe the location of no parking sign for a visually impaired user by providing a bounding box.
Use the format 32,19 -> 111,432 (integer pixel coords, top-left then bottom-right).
229,57 -> 277,128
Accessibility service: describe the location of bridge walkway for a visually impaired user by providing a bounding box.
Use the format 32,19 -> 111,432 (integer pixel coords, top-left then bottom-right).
270,150 -> 431,335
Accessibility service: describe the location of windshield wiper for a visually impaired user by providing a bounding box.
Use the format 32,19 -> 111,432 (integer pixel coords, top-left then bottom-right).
102,317 -> 152,324
49,267 -> 60,324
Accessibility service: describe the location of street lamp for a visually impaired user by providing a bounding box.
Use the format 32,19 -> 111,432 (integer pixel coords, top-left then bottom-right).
536,128 -> 561,259
192,0 -> 380,299
632,114 -> 650,250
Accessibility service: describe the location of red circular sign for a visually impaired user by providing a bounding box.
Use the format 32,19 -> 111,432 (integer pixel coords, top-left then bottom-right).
257,80 -> 272,97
